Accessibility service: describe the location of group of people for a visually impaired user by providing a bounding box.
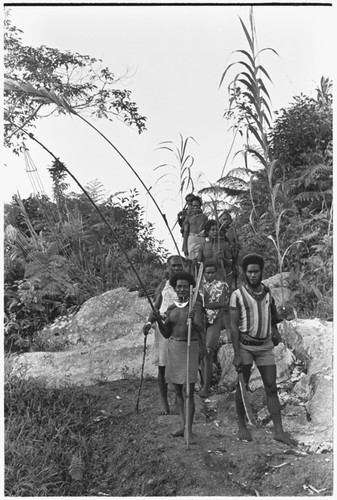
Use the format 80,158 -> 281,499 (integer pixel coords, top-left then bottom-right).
143,206 -> 296,447
178,193 -> 238,290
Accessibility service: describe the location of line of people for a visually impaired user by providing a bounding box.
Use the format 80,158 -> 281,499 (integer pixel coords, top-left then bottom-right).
143,251 -> 296,447
178,193 -> 239,291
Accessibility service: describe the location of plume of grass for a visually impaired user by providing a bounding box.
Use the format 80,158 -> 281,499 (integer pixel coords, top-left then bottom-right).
154,133 -> 196,210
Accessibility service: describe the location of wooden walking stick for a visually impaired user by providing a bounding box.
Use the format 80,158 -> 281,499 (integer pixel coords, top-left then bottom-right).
185,263 -> 204,448
135,332 -> 148,413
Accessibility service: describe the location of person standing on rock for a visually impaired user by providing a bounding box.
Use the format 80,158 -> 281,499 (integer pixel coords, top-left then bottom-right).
153,271 -> 205,444
230,253 -> 296,446
142,255 -> 186,415
182,196 -> 208,276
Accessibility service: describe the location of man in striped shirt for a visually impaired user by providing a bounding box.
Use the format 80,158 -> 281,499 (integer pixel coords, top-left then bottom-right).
230,253 -> 296,446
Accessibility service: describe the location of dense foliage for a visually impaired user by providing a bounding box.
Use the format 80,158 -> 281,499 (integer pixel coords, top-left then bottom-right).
208,12 -> 333,319
4,187 -> 167,352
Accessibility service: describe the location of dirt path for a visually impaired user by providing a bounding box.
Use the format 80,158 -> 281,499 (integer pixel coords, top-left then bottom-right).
86,378 -> 333,497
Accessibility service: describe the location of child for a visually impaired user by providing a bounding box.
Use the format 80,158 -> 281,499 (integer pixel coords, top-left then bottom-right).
199,261 -> 230,398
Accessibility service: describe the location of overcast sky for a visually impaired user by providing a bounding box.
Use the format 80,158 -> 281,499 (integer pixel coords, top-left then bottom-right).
3,1 -> 334,253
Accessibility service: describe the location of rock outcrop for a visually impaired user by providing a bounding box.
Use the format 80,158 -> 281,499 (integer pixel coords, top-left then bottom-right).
5,287 -> 332,453
6,289 -> 158,386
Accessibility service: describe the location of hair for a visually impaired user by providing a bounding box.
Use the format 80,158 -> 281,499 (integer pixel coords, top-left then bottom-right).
204,219 -> 216,237
191,195 -> 202,206
203,260 -> 218,271
185,193 -> 194,202
169,271 -> 196,288
220,210 -> 232,221
167,255 -> 186,266
241,253 -> 264,272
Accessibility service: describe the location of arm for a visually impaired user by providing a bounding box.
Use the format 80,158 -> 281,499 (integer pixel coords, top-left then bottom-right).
142,284 -> 164,335
182,218 -> 190,257
193,303 -> 206,357
230,307 -> 243,370
197,242 -> 204,263
157,310 -> 173,339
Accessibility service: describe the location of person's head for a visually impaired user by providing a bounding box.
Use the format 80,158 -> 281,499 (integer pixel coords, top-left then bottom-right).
191,196 -> 202,212
204,220 -> 217,239
169,271 -> 196,301
241,253 -> 264,288
219,211 -> 232,231
167,255 -> 185,277
185,193 -> 194,208
203,261 -> 217,283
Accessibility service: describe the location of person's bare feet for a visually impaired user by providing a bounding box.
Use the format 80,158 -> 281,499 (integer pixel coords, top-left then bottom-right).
273,431 -> 297,447
172,427 -> 184,437
184,431 -> 197,445
158,403 -> 170,415
199,388 -> 211,398
238,426 -> 252,441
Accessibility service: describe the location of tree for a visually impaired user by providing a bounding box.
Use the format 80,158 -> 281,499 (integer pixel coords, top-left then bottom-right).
4,10 -> 146,154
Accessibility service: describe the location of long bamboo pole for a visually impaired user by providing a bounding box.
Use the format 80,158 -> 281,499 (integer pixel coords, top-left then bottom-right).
25,131 -> 157,313
185,263 -> 204,449
185,284 -> 194,449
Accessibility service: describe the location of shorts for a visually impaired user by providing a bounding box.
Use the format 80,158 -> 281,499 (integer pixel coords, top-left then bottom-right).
239,337 -> 275,367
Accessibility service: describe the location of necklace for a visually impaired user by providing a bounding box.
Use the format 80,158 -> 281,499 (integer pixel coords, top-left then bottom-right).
246,284 -> 265,299
174,300 -> 189,308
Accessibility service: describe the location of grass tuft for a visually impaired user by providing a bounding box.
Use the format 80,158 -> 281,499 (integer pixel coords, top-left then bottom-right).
5,376 -> 113,496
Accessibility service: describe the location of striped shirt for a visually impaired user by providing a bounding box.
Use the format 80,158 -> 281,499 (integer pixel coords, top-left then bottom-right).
230,285 -> 273,340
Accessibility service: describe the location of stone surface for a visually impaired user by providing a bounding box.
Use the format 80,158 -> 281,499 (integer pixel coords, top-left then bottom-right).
5,287 -> 333,453
6,288 -> 157,387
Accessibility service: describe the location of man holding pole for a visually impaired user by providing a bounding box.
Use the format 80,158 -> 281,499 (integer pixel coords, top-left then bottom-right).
154,271 -> 205,445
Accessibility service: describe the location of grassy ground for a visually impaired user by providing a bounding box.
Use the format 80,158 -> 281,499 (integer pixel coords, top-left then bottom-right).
5,376 -> 333,497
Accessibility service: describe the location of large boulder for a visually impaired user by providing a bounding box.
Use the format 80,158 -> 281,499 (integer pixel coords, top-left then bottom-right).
6,288 -> 158,387
216,318 -> 332,452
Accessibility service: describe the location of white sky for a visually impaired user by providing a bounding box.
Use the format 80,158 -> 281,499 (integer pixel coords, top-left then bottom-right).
2,1 -> 334,254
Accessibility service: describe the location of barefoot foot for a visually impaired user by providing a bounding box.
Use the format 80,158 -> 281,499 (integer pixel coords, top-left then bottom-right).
199,388 -> 211,398
172,428 -> 184,438
158,404 -> 170,415
273,431 -> 297,447
184,431 -> 197,445
238,426 -> 252,441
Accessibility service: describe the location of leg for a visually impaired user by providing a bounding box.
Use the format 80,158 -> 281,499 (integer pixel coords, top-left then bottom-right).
235,364 -> 253,441
199,318 -> 221,398
258,365 -> 297,446
158,366 -> 170,414
172,384 -> 185,437
184,383 -> 197,444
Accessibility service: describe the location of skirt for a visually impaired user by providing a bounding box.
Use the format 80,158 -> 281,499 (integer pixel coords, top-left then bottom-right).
187,234 -> 205,260
165,338 -> 199,384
